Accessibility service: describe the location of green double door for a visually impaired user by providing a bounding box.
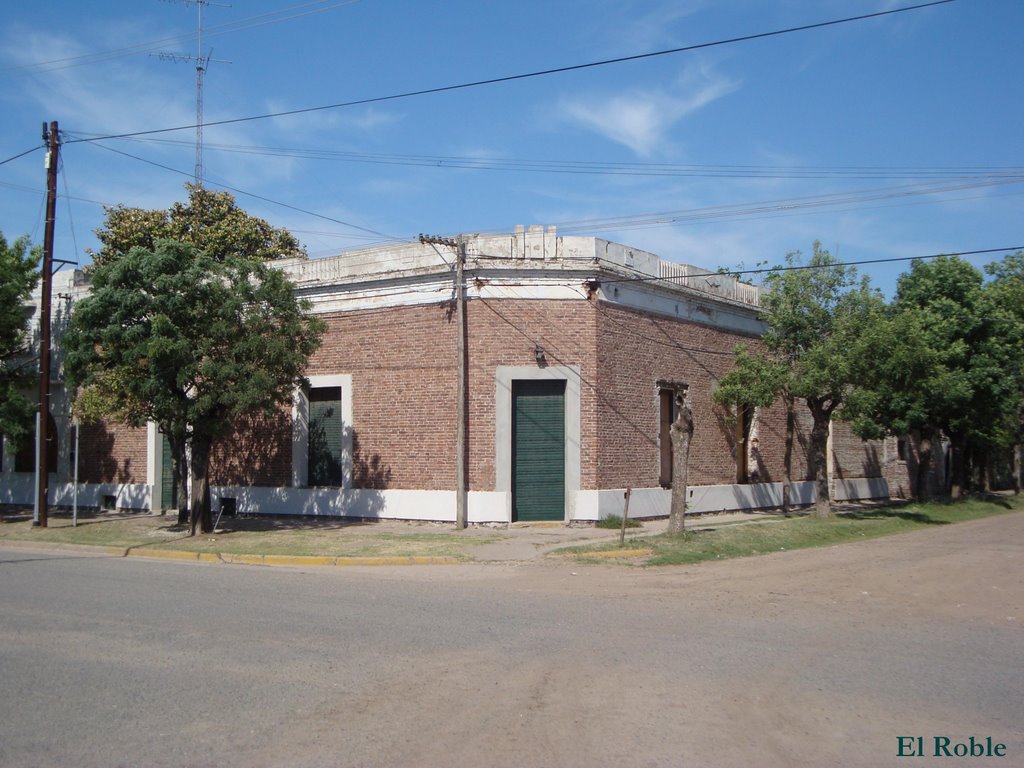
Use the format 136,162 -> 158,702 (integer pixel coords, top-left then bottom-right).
512,380 -> 566,522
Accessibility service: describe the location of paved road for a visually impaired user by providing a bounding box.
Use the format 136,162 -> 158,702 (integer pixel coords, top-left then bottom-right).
1,513 -> 1021,768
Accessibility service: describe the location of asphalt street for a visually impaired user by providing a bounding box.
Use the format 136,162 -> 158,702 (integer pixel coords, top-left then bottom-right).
1,513 -> 1021,767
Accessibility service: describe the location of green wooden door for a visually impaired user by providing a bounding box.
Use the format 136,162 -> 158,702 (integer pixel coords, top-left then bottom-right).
512,380 -> 566,522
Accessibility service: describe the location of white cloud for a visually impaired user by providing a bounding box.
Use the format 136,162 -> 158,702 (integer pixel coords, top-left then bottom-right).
616,0 -> 708,51
558,63 -> 739,156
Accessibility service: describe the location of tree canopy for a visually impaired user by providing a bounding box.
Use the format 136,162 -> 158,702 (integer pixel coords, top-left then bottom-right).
88,183 -> 305,269
714,243 -> 882,517
64,240 -> 324,533
845,254 -> 1024,496
0,232 -> 40,447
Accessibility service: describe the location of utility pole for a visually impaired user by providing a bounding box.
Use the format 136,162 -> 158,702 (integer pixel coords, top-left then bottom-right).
34,120 -> 59,528
419,234 -> 468,528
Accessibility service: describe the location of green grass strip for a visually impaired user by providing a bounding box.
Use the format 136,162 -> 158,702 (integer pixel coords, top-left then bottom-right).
569,495 -> 1022,566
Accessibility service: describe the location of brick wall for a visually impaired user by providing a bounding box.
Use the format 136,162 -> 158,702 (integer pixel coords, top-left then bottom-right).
308,302 -> 457,490
467,297 -> 598,489
830,420 -> 885,480
593,301 -> 813,487
209,293 -> 891,496
210,409 -> 292,487
78,421 -> 147,484
214,297 -> 601,491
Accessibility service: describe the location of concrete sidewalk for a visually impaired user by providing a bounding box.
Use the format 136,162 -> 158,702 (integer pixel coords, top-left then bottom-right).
466,511 -> 771,561
0,507 -> 779,566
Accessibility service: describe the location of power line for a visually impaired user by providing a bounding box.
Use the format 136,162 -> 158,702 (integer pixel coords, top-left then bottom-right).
0,146 -> 42,166
72,132 -> 1019,247
72,136 -> 403,241
91,135 -> 1024,181
544,178 -> 1024,234
65,0 -> 956,145
599,247 -> 1024,287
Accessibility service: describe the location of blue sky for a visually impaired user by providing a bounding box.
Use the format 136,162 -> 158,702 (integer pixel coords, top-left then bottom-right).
1,0 -> 1021,295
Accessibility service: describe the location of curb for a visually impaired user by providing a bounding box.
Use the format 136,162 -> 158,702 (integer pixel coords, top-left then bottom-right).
126,549 -> 462,567
566,547 -> 653,559
0,540 -> 462,567
0,539 -> 128,557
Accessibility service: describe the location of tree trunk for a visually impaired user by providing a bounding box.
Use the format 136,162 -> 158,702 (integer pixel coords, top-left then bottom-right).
1014,443 -> 1022,495
666,396 -> 694,535
949,434 -> 966,500
980,449 -> 991,494
188,435 -> 214,536
915,428 -> 938,502
808,404 -> 832,519
782,390 -> 795,515
169,435 -> 189,526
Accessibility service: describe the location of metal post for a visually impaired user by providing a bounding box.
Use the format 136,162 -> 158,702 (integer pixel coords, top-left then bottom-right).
32,411 -> 40,525
72,422 -> 80,527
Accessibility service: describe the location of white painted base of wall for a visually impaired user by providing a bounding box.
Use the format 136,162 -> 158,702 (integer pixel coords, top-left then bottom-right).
0,475 -> 889,523
576,477 -> 889,521
576,483 -> 817,521
0,476 -> 151,510
835,477 -> 889,502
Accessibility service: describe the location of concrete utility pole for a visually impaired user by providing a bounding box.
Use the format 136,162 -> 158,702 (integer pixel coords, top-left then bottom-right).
34,120 -> 59,528
419,234 -> 468,528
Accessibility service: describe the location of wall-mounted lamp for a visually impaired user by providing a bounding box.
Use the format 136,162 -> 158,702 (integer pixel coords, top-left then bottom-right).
534,345 -> 546,366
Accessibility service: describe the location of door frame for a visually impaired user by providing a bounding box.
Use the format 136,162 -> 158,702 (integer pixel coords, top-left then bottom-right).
495,366 -> 580,523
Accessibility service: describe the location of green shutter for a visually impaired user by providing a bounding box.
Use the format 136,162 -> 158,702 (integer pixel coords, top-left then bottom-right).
160,434 -> 178,510
512,380 -> 566,521
309,387 -> 343,487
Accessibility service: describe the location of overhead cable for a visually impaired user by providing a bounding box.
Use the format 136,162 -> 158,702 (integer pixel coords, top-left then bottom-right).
64,1 -> 956,145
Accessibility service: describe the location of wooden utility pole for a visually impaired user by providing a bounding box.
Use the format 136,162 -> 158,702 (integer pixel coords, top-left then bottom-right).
34,120 -> 59,528
419,234 -> 468,528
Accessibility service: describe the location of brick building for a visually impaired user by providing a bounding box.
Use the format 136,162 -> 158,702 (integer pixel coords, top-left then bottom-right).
1,228 -> 898,522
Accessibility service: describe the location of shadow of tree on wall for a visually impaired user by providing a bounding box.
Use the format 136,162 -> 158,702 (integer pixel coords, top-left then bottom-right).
283,427 -> 392,519
212,411 -> 291,486
713,404 -> 773,484
308,409 -> 342,487
351,429 -> 392,490
78,420 -> 135,484
862,445 -> 882,478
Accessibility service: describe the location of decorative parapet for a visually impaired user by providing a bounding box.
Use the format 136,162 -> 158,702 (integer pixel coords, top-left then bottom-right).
657,261 -> 761,307
278,229 -> 761,309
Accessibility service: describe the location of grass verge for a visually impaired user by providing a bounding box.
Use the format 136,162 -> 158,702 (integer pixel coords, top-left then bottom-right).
594,514 -> 642,530
0,511 -> 497,561
562,495 -> 1022,566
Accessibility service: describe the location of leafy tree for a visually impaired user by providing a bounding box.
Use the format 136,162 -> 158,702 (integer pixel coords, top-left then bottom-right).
714,243 -> 881,518
982,251 -> 1024,492
64,240 -> 325,534
84,184 -> 306,522
844,256 -> 1016,498
88,183 -> 305,268
713,347 -> 794,511
0,232 -> 40,448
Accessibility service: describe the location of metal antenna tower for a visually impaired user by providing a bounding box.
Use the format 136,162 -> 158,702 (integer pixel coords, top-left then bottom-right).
155,0 -> 230,187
